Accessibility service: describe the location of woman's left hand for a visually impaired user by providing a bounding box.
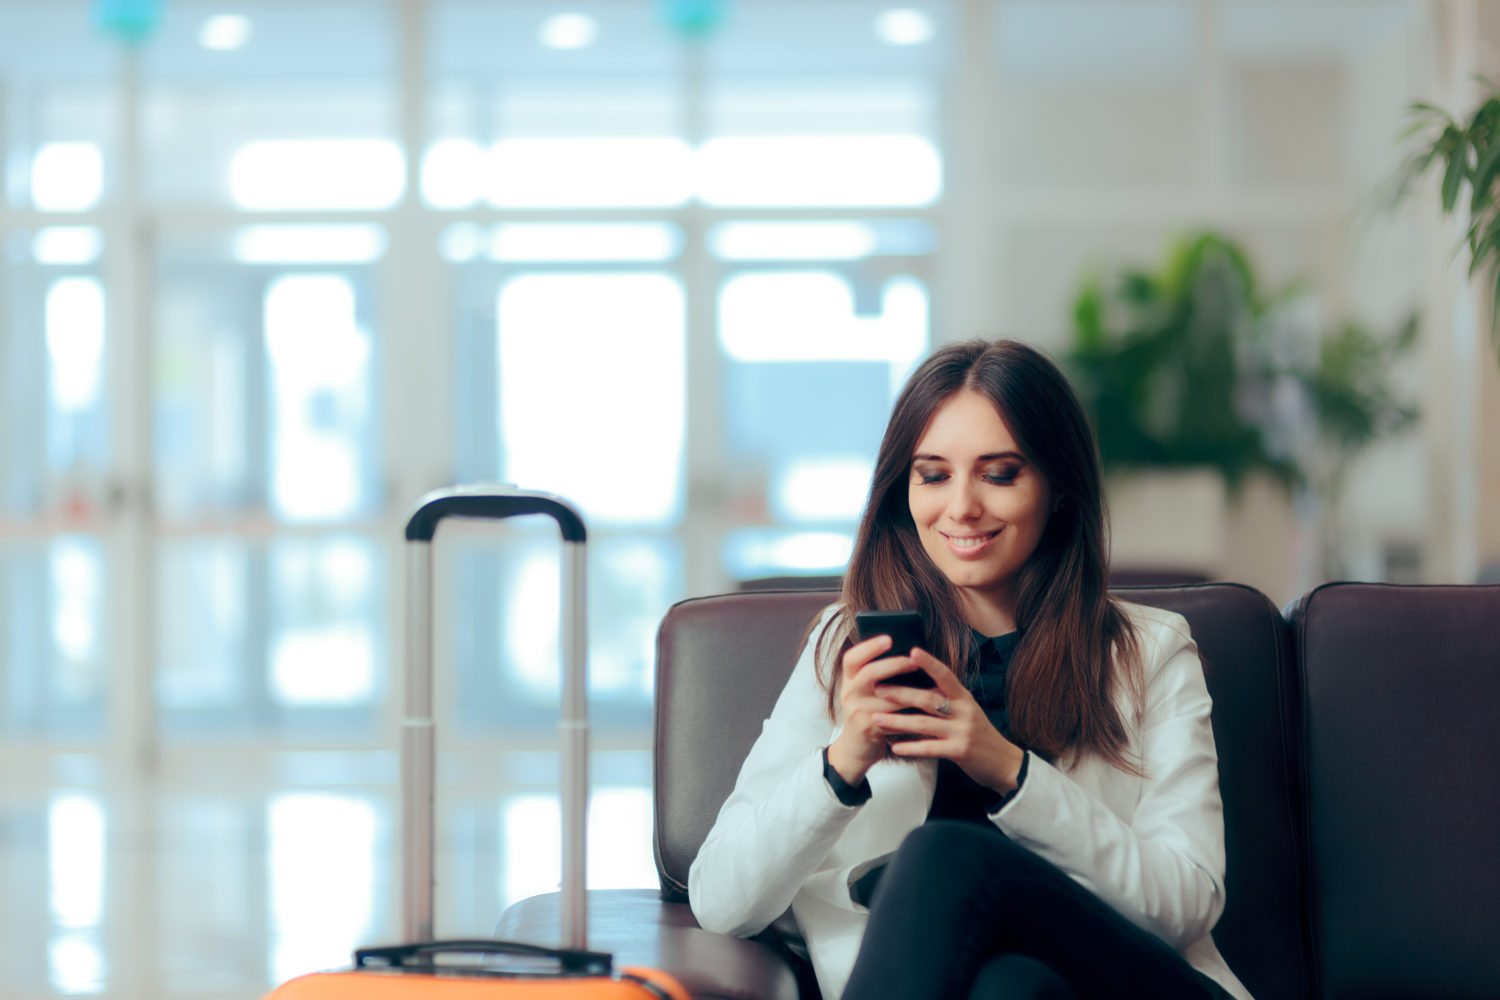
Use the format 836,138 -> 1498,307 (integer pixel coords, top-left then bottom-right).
873,647 -> 1027,794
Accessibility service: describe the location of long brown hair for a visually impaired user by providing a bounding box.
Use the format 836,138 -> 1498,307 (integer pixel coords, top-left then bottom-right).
817,338 -> 1144,772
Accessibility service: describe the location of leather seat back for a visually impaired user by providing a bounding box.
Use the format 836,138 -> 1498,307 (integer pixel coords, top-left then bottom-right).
1289,582 -> 1500,1000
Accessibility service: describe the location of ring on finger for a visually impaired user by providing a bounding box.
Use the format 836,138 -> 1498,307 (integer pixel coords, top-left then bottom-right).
935,699 -> 953,717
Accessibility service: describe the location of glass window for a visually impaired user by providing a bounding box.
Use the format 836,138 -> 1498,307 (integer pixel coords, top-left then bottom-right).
497,271 -> 685,526
717,269 -> 928,581
263,274 -> 376,524
268,793 -> 382,984
443,525 -> 680,735
0,538 -> 108,739
139,0 -> 397,208
3,241 -> 108,515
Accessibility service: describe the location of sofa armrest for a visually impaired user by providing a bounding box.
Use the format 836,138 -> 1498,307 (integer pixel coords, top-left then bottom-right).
493,888 -> 803,1000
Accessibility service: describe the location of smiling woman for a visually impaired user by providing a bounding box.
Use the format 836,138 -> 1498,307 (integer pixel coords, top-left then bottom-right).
689,338 -> 1251,1000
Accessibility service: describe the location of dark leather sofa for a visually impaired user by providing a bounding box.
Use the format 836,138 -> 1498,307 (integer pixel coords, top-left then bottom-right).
496,582 -> 1500,1000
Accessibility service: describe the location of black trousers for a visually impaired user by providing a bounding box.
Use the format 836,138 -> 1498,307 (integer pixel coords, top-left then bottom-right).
840,821 -> 1234,1000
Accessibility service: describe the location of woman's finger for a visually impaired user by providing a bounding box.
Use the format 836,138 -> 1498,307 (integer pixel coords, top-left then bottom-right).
842,634 -> 892,677
909,646 -> 969,700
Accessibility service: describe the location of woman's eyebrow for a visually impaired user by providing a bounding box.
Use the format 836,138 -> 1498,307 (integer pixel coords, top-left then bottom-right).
912,451 -> 1026,463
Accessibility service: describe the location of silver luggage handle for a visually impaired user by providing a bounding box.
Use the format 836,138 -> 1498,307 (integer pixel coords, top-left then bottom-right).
402,486 -> 590,951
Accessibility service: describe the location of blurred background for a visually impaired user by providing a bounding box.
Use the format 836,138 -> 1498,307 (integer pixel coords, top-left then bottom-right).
1,0 -> 1498,996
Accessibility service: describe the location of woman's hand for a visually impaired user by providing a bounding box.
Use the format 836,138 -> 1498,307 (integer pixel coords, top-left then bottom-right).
825,635 -> 920,786
874,648 -> 1027,794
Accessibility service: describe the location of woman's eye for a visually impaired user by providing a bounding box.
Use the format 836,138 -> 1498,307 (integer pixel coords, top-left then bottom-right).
914,470 -> 948,484
984,469 -> 1020,485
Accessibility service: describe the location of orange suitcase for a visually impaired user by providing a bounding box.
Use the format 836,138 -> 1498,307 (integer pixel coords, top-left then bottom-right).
269,941 -> 689,999
265,489 -> 689,1000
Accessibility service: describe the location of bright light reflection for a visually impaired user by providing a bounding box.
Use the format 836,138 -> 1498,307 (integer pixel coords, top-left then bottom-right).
710,221 -> 877,261
233,225 -> 385,264
876,8 -> 935,45
269,795 -> 376,985
726,531 -> 855,578
32,142 -> 104,211
49,795 -> 105,929
46,278 -> 106,413
48,933 -> 105,995
488,138 -> 691,208
719,272 -> 928,365
33,227 -> 103,265
498,273 -> 685,523
199,13 -> 252,50
231,140 -> 404,210
775,458 -> 875,521
490,223 -> 680,262
264,275 -> 368,522
539,12 -> 598,49
774,533 -> 855,571
271,625 -> 374,705
421,139 -> 484,209
699,136 -> 941,207
501,788 -> 654,908
50,539 -> 101,667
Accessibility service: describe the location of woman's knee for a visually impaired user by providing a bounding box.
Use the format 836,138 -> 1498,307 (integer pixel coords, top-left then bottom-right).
969,955 -> 1075,1000
892,819 -> 1004,871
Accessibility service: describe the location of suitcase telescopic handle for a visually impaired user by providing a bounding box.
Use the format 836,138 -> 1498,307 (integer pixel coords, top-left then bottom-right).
402,486 -> 590,952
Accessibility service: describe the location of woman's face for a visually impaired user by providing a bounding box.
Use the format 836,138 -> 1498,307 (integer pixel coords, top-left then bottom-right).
907,389 -> 1053,634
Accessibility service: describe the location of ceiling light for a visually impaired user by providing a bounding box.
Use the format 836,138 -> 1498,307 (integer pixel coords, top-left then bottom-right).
875,8 -> 934,46
539,13 -> 598,50
199,13 -> 251,50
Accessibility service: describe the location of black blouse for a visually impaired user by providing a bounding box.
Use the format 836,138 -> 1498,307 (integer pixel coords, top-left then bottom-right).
926,629 -> 1023,823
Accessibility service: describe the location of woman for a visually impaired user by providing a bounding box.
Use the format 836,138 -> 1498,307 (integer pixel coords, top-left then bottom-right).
688,339 -> 1252,1000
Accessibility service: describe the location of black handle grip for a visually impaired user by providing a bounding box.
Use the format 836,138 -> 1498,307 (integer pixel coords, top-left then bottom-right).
404,487 -> 587,543
354,939 -> 612,976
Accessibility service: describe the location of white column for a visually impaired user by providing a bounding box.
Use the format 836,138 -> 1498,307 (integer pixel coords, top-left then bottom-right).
1420,0 -> 1483,583
382,0 -> 450,752
104,46 -> 157,782
679,38 -> 727,597
103,41 -> 162,996
936,0 -> 1000,345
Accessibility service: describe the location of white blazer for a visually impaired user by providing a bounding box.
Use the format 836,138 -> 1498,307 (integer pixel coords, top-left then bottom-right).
688,601 -> 1253,1000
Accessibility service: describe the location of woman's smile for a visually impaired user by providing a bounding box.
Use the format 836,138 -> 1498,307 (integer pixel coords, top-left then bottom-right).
941,528 -> 1001,555
908,389 -> 1053,634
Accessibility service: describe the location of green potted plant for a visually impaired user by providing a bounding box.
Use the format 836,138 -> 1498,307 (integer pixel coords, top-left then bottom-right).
1391,85 -> 1500,358
1065,231 -> 1419,588
1066,230 -> 1300,491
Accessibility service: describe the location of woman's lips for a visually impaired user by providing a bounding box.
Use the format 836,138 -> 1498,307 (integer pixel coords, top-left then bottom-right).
941,529 -> 1000,557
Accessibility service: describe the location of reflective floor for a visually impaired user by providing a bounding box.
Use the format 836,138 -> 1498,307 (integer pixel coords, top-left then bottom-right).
1,749 -> 657,999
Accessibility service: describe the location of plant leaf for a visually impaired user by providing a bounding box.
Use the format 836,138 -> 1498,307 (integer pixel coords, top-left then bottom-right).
1441,139 -> 1468,213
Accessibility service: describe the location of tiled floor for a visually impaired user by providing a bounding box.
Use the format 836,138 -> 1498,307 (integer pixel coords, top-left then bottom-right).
2,749 -> 656,999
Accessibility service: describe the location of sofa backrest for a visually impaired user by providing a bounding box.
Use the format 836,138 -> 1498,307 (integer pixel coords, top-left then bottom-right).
1288,582 -> 1500,1000
1119,584 -> 1309,1000
653,583 -> 1308,1000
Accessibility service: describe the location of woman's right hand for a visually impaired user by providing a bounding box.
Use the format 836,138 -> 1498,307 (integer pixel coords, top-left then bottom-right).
825,635 -> 913,785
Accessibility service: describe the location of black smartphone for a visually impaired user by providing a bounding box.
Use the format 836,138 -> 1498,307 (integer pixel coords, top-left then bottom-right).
854,609 -> 935,692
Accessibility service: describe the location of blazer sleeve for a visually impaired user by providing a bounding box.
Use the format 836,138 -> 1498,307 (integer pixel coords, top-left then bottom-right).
688,609 -> 866,938
992,610 -> 1227,950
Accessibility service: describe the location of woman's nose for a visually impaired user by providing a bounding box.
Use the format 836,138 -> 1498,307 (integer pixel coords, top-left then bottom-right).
946,478 -> 983,520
